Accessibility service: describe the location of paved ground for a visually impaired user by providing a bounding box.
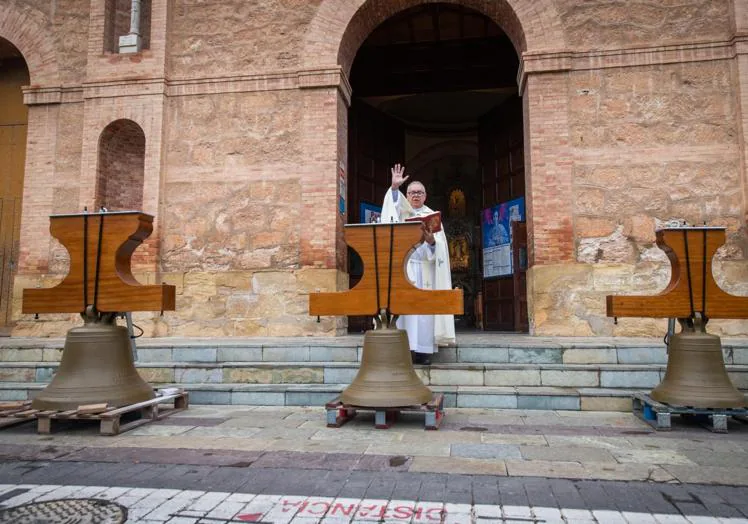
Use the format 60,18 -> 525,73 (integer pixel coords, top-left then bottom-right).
0,405 -> 747,522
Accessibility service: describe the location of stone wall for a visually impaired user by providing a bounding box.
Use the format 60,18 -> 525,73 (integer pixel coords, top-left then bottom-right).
169,0 -> 322,78
556,0 -> 732,49
525,58 -> 748,337
3,0 -> 747,338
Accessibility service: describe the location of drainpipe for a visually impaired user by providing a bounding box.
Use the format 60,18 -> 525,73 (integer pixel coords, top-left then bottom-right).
118,0 -> 142,54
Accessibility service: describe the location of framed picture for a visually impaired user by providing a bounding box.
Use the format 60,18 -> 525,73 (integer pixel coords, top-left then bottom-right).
481,197 -> 525,278
359,202 -> 382,224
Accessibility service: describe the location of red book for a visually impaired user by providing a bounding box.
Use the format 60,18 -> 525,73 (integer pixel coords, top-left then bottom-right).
405,211 -> 442,233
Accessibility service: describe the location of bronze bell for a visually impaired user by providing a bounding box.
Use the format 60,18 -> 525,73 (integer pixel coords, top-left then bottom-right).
341,328 -> 433,407
32,314 -> 154,411
651,318 -> 746,408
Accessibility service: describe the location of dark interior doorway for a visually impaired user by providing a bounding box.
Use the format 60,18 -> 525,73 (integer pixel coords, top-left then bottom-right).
346,3 -> 527,333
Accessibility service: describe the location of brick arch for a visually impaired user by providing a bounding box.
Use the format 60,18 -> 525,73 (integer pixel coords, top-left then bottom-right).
303,0 -> 566,76
0,4 -> 60,86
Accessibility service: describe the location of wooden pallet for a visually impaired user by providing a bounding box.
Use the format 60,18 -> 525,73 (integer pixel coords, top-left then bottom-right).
0,401 -> 37,430
632,392 -> 748,433
33,392 -> 190,436
325,393 -> 445,430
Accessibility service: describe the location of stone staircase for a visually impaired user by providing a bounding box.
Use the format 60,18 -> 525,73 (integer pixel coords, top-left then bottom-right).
1,334 -> 747,411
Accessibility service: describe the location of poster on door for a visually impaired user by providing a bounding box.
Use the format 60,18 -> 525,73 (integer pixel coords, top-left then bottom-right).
338,163 -> 346,215
481,197 -> 525,278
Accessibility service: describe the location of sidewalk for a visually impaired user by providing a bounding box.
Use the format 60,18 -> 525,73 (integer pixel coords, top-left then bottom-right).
0,405 -> 747,522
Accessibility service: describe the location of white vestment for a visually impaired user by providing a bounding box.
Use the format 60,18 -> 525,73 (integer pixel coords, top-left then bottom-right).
381,187 -> 456,353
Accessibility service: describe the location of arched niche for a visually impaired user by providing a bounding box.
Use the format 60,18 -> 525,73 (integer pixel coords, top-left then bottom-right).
96,119 -> 146,211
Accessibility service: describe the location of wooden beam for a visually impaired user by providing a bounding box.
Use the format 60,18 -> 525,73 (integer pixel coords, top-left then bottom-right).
310,222 -> 463,316
606,228 -> 748,319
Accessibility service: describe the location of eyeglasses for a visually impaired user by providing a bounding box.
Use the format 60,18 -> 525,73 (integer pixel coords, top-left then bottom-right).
407,191 -> 425,196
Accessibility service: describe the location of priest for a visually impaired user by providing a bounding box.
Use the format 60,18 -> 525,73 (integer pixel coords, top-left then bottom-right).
381,164 -> 456,365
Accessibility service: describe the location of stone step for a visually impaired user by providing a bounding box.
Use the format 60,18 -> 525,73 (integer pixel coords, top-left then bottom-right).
2,361 -> 747,391
3,335 -> 748,365
0,381 -> 647,411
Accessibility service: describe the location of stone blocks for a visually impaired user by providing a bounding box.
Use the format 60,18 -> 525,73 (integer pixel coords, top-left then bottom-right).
189,391 -> 232,405
517,394 -> 580,411
581,396 -> 632,412
322,367 -> 357,384
174,367 -> 223,384
616,347 -> 667,364
176,348 -> 217,363
540,370 -> 598,387
225,367 -> 324,384
562,348 -> 617,364
264,346 -> 310,362
231,391 -> 285,405
485,369 -> 541,387
452,444 -> 521,460
217,347 -> 263,362
310,346 -> 358,362
458,348 -> 508,363
137,367 -> 175,383
456,390 -> 517,409
429,368 -> 484,386
508,348 -> 562,364
600,370 -> 661,388
137,348 -> 174,363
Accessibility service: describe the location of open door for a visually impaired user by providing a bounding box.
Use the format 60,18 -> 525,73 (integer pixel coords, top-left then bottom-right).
479,98 -> 527,332
347,100 -> 405,332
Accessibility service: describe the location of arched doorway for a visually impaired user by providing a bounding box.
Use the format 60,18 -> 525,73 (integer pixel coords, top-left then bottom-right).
346,3 -> 527,333
0,38 -> 29,334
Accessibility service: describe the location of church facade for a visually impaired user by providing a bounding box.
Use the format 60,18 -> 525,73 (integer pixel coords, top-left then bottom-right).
1,0 -> 747,339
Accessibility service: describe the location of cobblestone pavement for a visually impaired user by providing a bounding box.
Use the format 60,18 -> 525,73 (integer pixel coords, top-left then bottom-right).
0,406 -> 747,522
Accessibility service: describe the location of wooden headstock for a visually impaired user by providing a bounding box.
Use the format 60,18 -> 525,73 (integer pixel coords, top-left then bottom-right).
606,227 -> 748,319
310,222 -> 463,316
22,211 -> 175,314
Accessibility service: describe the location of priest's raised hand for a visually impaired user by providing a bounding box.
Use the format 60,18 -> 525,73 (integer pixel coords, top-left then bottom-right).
391,163 -> 409,190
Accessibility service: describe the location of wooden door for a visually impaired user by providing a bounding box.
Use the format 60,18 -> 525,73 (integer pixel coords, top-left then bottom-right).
512,221 -> 528,332
0,57 -> 29,334
479,97 -> 525,331
347,100 -> 405,332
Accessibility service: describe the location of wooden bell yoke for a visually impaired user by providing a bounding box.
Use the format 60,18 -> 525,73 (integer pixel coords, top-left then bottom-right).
606,227 -> 748,321
310,222 -> 463,317
23,211 -> 175,315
